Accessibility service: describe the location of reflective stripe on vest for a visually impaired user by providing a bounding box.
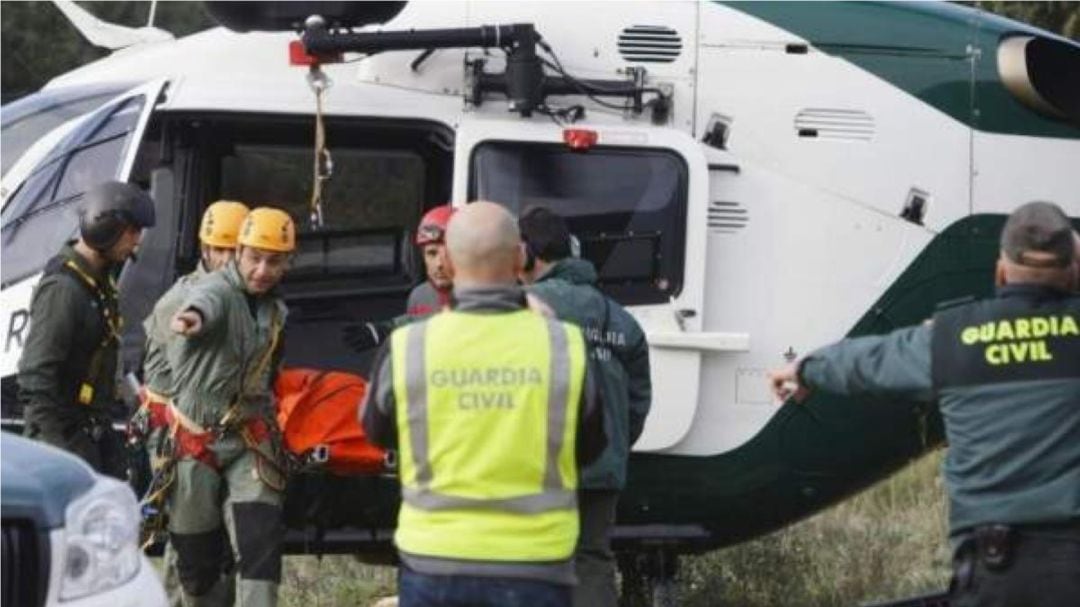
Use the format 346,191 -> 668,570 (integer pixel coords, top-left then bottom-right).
391,310 -> 586,562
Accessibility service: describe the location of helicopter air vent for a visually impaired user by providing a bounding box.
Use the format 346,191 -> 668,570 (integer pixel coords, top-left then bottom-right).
708,201 -> 748,234
618,25 -> 682,63
794,109 -> 875,141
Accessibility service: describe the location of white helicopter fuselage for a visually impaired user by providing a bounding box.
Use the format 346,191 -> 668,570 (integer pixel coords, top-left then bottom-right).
2,0 -> 1077,552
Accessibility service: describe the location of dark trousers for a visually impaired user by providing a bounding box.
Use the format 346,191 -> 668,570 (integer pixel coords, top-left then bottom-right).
25,412 -> 126,479
573,489 -> 619,607
399,566 -> 570,607
950,524 -> 1080,607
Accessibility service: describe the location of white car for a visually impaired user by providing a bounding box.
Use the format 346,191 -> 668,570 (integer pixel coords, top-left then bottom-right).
1,432 -> 166,607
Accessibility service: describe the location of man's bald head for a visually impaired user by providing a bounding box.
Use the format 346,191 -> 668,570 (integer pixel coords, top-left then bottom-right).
445,201 -> 524,287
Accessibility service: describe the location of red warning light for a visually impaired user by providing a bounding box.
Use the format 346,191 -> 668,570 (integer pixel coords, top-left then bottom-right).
288,40 -> 343,66
563,128 -> 598,151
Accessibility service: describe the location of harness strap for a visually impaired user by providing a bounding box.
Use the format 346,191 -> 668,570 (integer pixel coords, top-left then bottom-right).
247,305 -> 283,391
168,402 -> 208,434
58,259 -> 121,405
174,424 -> 219,470
141,388 -> 172,430
218,304 -> 283,429
240,417 -> 287,492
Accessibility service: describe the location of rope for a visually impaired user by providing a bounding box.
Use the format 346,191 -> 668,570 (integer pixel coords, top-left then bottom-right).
308,65 -> 333,230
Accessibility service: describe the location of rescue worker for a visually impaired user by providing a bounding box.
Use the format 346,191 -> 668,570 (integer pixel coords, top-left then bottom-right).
362,201 -> 607,607
768,201 -> 1080,607
18,180 -> 155,477
406,204 -> 455,316
343,205 -> 455,353
166,207 -> 294,607
518,206 -> 652,607
139,200 -> 249,607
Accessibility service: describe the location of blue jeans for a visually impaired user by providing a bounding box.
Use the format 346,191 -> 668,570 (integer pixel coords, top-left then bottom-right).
399,567 -> 571,607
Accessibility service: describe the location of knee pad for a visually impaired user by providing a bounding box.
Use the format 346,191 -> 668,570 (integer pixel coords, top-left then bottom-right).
171,528 -> 229,596
232,501 -> 284,582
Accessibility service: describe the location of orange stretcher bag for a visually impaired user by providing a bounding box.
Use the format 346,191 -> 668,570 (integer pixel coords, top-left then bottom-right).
274,367 -> 387,475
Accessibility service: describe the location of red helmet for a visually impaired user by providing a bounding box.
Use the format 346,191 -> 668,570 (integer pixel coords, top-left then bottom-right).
416,205 -> 454,246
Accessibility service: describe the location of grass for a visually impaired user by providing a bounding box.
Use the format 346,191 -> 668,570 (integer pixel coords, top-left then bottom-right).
678,449 -> 952,606
162,450 -> 951,607
280,556 -> 397,607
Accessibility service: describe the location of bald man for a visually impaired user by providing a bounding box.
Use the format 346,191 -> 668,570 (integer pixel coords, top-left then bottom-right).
361,201 -> 606,607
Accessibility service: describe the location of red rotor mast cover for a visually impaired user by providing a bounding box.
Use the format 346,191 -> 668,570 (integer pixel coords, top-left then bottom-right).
289,40 -> 343,66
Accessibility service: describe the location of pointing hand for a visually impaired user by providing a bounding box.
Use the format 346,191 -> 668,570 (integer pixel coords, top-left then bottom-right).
768,363 -> 809,403
171,309 -> 203,336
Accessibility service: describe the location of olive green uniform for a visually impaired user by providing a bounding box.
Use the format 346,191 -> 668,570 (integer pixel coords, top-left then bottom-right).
798,285 -> 1080,607
17,243 -> 125,477
143,264 -> 209,399
140,263 -> 225,607
165,261 -> 287,607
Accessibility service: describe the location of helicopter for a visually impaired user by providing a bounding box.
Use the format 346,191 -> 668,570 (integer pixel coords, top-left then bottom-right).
2,1 -> 1078,602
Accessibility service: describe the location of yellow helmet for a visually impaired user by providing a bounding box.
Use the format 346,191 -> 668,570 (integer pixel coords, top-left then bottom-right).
238,207 -> 296,253
199,201 -> 250,248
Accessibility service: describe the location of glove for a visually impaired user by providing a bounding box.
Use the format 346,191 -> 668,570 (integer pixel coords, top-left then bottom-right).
343,322 -> 386,353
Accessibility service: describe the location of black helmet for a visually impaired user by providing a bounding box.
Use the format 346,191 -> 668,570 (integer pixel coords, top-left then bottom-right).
79,181 -> 156,251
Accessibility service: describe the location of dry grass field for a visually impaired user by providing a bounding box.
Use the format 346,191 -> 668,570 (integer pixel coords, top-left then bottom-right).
273,449 -> 951,607
677,450 -> 951,606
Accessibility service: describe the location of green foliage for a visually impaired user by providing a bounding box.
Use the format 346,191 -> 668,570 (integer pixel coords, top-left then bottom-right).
0,1 -> 212,102
966,1 -> 1080,40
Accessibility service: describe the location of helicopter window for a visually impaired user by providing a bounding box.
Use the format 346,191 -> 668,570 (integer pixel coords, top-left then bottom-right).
219,144 -> 425,280
470,141 -> 687,305
1,86 -> 129,175
1,96 -> 146,287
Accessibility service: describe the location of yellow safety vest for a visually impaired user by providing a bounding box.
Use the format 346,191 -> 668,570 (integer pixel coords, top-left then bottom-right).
392,309 -> 587,563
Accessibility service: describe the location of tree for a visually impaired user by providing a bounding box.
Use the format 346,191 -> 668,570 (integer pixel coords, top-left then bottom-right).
1,1 -> 213,102
968,1 -> 1080,39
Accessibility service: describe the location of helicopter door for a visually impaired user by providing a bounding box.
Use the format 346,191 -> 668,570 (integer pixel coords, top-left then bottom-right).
0,79 -> 167,380
455,118 -> 737,452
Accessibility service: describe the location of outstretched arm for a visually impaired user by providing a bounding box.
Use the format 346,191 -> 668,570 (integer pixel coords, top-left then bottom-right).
770,324 -> 934,403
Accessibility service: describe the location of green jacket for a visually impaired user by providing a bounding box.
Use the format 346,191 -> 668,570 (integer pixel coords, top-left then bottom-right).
142,263 -> 209,396
17,243 -> 122,427
798,285 -> 1080,534
527,258 -> 652,490
166,261 -> 286,427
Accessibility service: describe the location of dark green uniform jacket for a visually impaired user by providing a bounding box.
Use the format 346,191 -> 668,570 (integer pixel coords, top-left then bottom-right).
167,261 -> 286,428
527,259 -> 652,490
799,284 -> 1080,535
18,243 -> 121,430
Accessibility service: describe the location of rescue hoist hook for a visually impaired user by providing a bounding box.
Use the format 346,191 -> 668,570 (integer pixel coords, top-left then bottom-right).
307,64 -> 333,230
